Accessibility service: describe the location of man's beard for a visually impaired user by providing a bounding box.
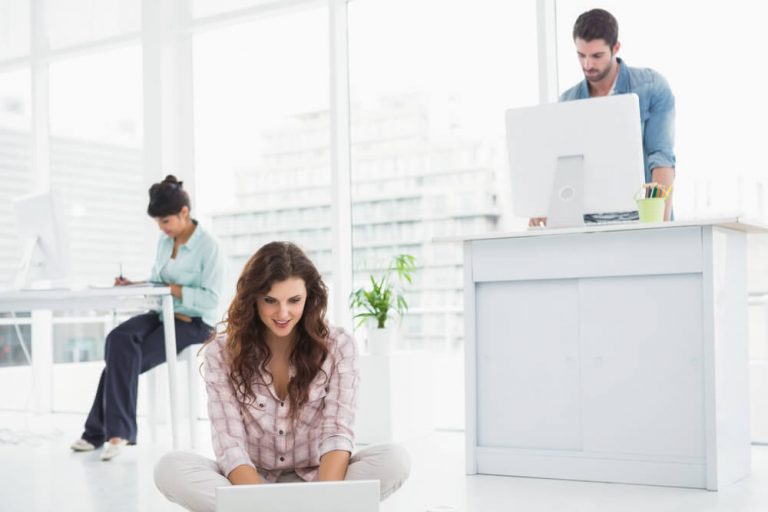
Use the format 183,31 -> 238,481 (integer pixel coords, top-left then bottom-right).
584,60 -> 614,83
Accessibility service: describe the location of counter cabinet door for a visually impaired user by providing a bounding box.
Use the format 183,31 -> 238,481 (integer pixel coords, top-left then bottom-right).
475,279 -> 582,452
578,273 -> 705,460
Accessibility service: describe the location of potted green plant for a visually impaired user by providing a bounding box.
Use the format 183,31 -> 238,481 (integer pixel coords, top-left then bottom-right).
349,254 -> 416,355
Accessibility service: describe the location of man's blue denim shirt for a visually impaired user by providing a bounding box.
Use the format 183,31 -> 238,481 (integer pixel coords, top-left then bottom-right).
559,58 -> 676,183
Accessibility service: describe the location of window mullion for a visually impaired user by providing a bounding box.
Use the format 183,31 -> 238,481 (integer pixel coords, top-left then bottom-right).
328,0 -> 353,330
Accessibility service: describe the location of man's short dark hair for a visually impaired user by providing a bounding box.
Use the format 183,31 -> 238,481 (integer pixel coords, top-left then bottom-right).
573,8 -> 619,49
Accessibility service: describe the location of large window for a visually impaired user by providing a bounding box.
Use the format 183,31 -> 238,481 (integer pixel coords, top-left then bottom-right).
45,47 -> 147,367
45,0 -> 140,49
193,0 -> 271,18
348,0 -> 539,352
195,6 -> 331,305
0,0 -> 30,60
49,46 -> 147,286
0,317 -> 31,368
0,69 -> 32,368
348,0 -> 538,429
2,0 -> 764,427
0,69 -> 32,283
53,320 -> 109,363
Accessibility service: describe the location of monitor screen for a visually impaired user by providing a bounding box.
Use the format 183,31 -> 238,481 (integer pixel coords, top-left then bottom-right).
506,94 -> 645,226
12,190 -> 71,287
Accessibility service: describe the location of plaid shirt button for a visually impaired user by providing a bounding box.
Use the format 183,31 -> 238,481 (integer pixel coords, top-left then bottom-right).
279,456 -> 285,462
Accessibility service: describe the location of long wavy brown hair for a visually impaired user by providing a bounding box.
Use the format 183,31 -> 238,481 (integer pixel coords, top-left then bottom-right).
218,241 -> 330,420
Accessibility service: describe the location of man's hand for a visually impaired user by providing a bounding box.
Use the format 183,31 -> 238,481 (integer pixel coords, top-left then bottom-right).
114,277 -> 133,286
529,217 -> 547,228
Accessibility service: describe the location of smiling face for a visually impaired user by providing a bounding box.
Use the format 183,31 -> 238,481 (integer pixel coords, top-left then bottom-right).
575,37 -> 620,84
256,277 -> 308,344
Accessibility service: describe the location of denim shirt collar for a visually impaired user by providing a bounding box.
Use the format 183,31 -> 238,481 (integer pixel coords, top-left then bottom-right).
612,58 -> 630,94
579,57 -> 628,98
577,79 -> 589,98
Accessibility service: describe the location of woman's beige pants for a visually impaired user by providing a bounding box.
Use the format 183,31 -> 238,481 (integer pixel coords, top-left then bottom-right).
154,444 -> 410,512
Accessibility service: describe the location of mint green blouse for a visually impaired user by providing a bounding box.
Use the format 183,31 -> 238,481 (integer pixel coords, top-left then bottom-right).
149,221 -> 224,327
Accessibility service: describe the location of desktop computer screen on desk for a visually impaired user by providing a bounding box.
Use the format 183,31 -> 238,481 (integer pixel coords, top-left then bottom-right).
506,94 -> 645,228
11,190 -> 71,289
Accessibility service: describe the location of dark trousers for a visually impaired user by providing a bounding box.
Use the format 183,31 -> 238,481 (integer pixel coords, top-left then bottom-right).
81,312 -> 212,445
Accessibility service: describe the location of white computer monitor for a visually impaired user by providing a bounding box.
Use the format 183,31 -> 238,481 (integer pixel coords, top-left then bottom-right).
506,94 -> 645,228
11,190 -> 71,289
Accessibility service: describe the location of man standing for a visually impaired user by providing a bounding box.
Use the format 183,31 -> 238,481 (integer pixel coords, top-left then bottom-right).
530,8 -> 676,226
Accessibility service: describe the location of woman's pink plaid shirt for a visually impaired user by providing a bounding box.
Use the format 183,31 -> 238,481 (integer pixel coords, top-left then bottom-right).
204,326 -> 359,482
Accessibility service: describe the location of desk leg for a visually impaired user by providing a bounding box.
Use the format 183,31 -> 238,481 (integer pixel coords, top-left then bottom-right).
147,368 -> 158,444
162,296 -> 180,449
31,311 -> 53,413
187,347 -> 200,450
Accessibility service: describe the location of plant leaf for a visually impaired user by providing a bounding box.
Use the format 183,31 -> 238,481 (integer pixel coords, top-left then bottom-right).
347,253 -> 417,330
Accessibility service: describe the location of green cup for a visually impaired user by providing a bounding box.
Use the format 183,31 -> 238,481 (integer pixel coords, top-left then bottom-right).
636,197 -> 666,222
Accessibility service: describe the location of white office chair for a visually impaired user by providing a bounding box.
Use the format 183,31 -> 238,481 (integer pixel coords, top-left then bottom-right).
146,343 -> 205,449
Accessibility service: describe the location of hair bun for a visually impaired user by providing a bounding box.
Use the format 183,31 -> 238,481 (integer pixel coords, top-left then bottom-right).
162,175 -> 183,188
147,175 -> 191,217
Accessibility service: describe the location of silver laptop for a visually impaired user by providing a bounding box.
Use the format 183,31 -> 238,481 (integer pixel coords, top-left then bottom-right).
216,480 -> 380,512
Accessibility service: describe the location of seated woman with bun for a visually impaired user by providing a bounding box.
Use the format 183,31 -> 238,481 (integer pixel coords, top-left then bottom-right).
70,175 -> 224,461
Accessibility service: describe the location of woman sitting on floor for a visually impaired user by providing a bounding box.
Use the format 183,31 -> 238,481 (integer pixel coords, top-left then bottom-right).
154,241 -> 410,512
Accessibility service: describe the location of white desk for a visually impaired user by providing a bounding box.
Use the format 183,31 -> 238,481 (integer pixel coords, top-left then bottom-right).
457,218 -> 768,490
0,286 -> 182,449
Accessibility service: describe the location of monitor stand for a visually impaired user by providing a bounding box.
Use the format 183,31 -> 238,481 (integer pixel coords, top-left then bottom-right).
547,154 -> 585,228
13,236 -> 43,290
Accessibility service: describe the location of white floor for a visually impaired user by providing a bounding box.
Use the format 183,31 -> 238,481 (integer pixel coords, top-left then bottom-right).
2,411 -> 768,512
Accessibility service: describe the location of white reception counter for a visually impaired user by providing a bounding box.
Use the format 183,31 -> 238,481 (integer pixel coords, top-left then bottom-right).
459,218 -> 768,490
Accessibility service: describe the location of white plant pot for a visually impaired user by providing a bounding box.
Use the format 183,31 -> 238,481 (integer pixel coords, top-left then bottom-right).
367,325 -> 395,355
